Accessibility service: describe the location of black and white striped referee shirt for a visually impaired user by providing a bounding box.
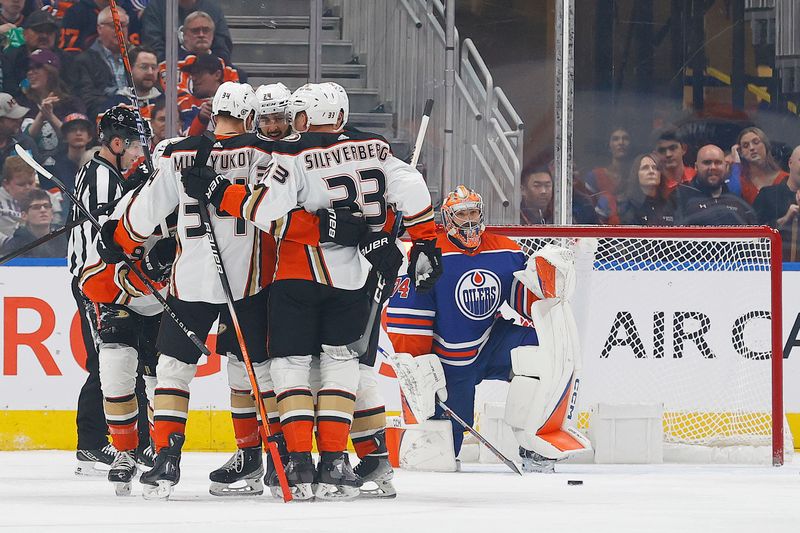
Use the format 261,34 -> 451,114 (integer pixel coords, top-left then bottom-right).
68,153 -> 124,278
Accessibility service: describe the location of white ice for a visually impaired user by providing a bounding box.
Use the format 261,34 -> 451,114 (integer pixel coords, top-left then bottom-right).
1,451 -> 798,533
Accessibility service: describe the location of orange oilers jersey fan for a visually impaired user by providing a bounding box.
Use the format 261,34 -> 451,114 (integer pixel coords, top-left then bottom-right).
217,129 -> 437,290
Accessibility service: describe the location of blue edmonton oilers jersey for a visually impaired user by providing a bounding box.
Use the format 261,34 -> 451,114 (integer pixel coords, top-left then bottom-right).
386,230 -> 526,366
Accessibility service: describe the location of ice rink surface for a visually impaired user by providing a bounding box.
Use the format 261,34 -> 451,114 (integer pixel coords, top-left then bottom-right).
1,451 -> 798,533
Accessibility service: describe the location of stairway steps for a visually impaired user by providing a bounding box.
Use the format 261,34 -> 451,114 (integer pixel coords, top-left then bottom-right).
232,41 -> 355,65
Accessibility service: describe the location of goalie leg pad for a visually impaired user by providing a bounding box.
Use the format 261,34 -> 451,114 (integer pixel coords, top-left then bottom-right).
271,355 -> 314,453
392,352 -> 447,423
317,350 -> 358,452
399,419 -> 458,472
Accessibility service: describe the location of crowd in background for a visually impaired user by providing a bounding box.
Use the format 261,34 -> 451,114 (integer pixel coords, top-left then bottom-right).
0,0 -> 238,256
520,125 -> 800,260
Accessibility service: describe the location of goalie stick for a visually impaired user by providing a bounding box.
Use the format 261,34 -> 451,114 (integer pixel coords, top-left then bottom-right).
346,98 -> 434,356
15,145 -> 210,356
192,134 -> 293,502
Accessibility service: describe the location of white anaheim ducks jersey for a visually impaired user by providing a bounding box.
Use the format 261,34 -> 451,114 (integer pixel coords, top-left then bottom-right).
115,134 -> 273,303
218,129 -> 436,291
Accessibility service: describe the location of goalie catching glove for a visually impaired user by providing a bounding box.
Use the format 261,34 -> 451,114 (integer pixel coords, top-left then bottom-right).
181,165 -> 229,209
408,239 -> 443,293
391,352 -> 447,422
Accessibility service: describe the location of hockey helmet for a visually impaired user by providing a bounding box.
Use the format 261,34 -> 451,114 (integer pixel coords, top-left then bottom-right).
442,185 -> 485,249
288,83 -> 346,132
98,105 -> 147,145
255,82 -> 291,117
212,81 -> 257,120
322,81 -> 349,131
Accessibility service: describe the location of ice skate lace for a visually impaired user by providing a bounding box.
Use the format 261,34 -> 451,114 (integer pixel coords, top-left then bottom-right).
223,449 -> 245,473
111,451 -> 136,469
101,443 -> 119,459
140,446 -> 156,461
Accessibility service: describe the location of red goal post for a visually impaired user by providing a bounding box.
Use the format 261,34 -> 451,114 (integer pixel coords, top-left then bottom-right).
487,225 -> 784,465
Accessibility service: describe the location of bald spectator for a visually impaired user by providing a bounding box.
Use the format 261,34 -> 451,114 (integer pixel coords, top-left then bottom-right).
671,144 -> 756,226
70,5 -> 130,119
60,0 -> 140,53
141,0 -> 232,62
753,145 -> 800,261
1,9 -> 61,97
654,128 -> 696,197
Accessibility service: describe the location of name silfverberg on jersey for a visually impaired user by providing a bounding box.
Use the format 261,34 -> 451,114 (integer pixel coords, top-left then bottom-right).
172,150 -> 255,173
303,141 -> 389,170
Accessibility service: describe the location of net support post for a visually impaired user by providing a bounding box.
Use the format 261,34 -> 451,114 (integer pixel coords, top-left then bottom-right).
768,227 -> 784,466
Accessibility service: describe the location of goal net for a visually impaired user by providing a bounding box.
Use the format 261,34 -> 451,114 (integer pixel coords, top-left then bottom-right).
480,225 -> 787,465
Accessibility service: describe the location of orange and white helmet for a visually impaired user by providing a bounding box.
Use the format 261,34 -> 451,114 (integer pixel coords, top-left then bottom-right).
442,185 -> 485,249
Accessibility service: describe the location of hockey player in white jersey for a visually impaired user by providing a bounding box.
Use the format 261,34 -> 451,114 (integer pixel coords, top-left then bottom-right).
182,82 -> 442,500
255,82 -> 292,140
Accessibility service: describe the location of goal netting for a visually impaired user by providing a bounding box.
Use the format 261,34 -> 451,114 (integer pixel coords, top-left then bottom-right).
485,225 -> 787,465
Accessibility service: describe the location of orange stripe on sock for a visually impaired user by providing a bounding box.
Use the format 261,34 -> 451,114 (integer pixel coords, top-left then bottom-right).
317,420 -> 351,453
108,421 -> 138,452
282,420 -> 314,453
154,421 -> 186,452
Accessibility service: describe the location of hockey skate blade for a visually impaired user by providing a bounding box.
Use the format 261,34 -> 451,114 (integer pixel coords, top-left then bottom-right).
272,483 -> 315,502
209,478 -> 264,497
75,461 -> 110,477
113,481 -> 133,497
142,480 -> 174,500
358,479 -> 397,499
314,482 -> 360,501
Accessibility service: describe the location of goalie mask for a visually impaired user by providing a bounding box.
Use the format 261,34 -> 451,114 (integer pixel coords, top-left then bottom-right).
442,185 -> 485,249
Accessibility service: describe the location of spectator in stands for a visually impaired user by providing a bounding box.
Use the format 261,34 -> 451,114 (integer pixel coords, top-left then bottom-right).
654,127 -> 695,197
50,111 -> 92,219
0,92 -> 38,170
1,9 -> 61,97
0,0 -> 26,35
141,0 -> 231,63
70,5 -> 129,120
148,96 -> 180,148
60,0 -> 140,53
104,44 -> 160,118
0,187 -> 66,257
583,126 -> 632,224
179,52 -> 221,133
729,127 -> 788,205
618,152 -> 674,226
17,48 -> 85,171
0,154 -> 36,242
753,145 -> 800,261
671,144 -> 756,226
520,165 -> 553,224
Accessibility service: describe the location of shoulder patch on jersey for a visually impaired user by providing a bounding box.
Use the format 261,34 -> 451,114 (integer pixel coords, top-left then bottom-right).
455,269 -> 502,321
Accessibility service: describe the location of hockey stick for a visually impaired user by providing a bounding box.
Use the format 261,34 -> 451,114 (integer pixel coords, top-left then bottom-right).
108,0 -> 155,174
15,145 -> 210,356
192,135 -> 293,502
0,199 -> 122,265
345,99 -> 435,356
436,399 -> 523,476
344,211 -> 404,357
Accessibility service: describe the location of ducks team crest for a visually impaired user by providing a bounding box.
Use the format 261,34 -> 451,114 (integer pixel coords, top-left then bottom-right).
455,269 -> 501,320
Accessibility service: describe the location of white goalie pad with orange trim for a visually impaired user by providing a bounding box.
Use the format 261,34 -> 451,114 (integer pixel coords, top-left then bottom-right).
505,249 -> 591,460
391,353 -> 447,423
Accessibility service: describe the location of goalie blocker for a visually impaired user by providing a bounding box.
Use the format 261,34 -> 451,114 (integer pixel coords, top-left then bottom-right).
390,235 -> 591,471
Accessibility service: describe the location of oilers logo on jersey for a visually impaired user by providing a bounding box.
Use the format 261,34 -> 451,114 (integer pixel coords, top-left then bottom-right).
455,269 -> 501,320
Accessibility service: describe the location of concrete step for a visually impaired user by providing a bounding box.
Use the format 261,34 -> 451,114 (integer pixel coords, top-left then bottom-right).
228,15 -> 340,41
219,0 -> 312,17
348,112 -> 394,132
232,40 -> 355,65
240,63 -> 368,88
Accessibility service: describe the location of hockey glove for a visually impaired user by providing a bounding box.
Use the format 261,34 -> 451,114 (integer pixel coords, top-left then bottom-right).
408,238 -> 443,293
360,230 -> 404,282
181,165 -> 229,208
121,157 -> 151,193
97,219 -> 128,265
141,236 -> 177,283
317,208 -> 368,246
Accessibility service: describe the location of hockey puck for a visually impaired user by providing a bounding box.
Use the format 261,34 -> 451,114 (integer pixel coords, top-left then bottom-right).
567,480 -> 583,486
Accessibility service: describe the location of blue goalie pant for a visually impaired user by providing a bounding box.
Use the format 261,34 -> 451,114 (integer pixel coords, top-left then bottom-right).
432,319 -> 538,455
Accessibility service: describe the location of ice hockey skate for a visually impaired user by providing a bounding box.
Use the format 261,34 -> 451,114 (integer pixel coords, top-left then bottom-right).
272,452 -> 315,501
75,444 -> 118,476
353,455 -> 396,498
108,450 -> 137,496
315,451 -> 363,501
209,446 -> 264,497
519,447 -> 556,473
264,434 -> 289,498
141,433 -> 184,500
136,443 -> 155,470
